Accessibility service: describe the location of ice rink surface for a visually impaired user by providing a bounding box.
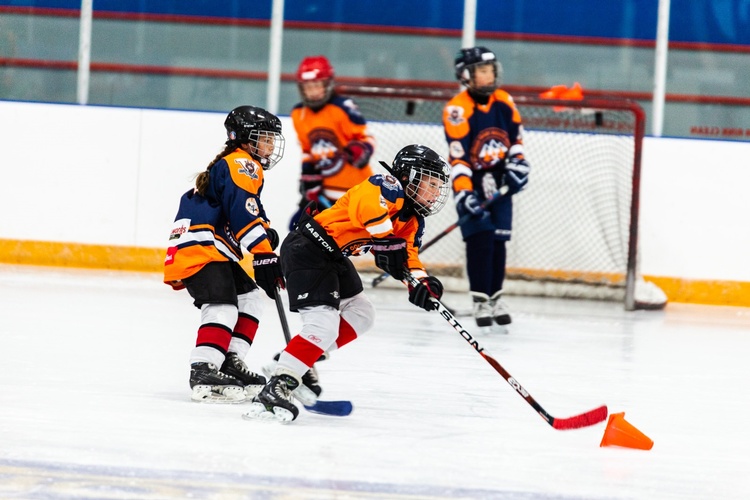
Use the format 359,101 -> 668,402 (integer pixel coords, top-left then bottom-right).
1,264 -> 749,500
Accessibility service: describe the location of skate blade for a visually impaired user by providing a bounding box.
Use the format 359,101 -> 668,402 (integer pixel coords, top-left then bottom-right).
242,402 -> 295,423
191,385 -> 246,404
243,384 -> 265,399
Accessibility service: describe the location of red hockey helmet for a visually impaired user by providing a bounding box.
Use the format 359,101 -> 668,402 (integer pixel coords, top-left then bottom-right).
296,56 -> 335,109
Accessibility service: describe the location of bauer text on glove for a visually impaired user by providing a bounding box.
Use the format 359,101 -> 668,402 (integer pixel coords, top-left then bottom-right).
252,252 -> 285,298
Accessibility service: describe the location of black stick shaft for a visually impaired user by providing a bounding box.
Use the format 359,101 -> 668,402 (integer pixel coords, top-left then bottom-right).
273,287 -> 292,344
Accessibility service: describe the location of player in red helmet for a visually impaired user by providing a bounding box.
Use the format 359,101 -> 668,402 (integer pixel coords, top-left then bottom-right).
289,55 -> 376,228
296,55 -> 335,109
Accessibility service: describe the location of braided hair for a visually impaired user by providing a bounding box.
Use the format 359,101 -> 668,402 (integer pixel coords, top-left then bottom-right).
195,140 -> 239,196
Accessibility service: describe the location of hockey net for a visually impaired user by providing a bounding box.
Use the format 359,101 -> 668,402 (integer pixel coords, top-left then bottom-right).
339,84 -> 666,310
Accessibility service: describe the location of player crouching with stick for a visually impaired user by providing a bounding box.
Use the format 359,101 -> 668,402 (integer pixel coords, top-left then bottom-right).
245,144 -> 451,422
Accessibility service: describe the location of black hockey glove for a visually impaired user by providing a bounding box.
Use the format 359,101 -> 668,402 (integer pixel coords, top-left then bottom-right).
300,162 -> 323,202
252,252 -> 285,299
455,190 -> 486,219
504,155 -> 530,195
266,227 -> 279,251
370,237 -> 408,280
408,276 -> 443,311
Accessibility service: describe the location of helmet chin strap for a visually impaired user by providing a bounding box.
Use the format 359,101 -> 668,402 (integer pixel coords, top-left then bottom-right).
468,87 -> 493,103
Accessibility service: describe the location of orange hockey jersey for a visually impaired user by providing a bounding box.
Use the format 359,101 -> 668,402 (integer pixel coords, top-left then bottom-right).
291,94 -> 375,201
313,174 -> 428,278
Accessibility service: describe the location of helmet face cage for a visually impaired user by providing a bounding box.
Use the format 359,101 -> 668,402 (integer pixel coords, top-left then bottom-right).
248,129 -> 285,170
297,56 -> 335,109
454,47 -> 502,96
225,106 -> 285,170
393,145 -> 451,217
404,166 -> 451,217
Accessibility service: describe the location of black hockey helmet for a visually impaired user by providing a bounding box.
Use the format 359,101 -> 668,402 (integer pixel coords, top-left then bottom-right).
224,105 -> 285,170
454,46 -> 502,96
386,144 -> 451,217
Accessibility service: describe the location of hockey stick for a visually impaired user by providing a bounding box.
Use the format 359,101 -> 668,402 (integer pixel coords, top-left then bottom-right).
371,186 -> 508,288
317,194 -> 332,209
273,287 -> 353,416
404,272 -> 607,430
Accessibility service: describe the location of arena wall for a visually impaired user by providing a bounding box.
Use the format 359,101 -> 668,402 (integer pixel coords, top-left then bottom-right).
1,100 -> 748,306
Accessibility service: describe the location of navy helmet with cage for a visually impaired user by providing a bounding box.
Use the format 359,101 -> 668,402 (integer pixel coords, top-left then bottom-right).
224,105 -> 285,170
454,46 -> 502,96
390,144 -> 451,217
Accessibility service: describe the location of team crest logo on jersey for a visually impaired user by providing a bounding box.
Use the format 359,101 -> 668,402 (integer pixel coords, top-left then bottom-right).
471,128 -> 510,170
235,158 -> 259,179
340,238 -> 373,257
446,105 -> 465,126
309,129 -> 342,162
245,197 -> 259,216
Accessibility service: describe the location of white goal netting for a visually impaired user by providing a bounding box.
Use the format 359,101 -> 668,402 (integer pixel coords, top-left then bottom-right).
340,85 -> 666,310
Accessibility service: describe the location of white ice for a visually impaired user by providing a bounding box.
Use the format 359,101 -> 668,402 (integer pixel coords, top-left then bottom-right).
1,264 -> 749,499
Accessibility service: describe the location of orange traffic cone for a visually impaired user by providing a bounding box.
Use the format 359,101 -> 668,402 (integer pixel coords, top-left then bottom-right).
600,412 -> 653,450
539,84 -> 568,99
560,82 -> 584,100
539,82 -> 584,100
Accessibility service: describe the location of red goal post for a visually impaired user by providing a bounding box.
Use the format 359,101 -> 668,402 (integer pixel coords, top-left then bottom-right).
338,84 -> 666,310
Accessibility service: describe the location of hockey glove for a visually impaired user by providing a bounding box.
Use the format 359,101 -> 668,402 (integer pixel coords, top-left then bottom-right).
455,190 -> 486,218
370,237 -> 408,280
504,155 -> 530,195
265,227 -> 279,251
409,276 -> 443,311
252,252 -> 285,299
300,162 -> 323,201
343,140 -> 373,169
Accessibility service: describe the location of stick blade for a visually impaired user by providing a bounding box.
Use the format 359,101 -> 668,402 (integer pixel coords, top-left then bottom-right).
552,405 -> 608,430
304,400 -> 353,417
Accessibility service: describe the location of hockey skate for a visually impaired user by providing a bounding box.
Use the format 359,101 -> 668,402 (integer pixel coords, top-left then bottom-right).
189,362 -> 245,403
301,365 -> 322,398
470,291 -> 493,327
264,353 -> 322,406
243,369 -> 300,423
221,352 -> 267,398
490,290 -> 512,325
